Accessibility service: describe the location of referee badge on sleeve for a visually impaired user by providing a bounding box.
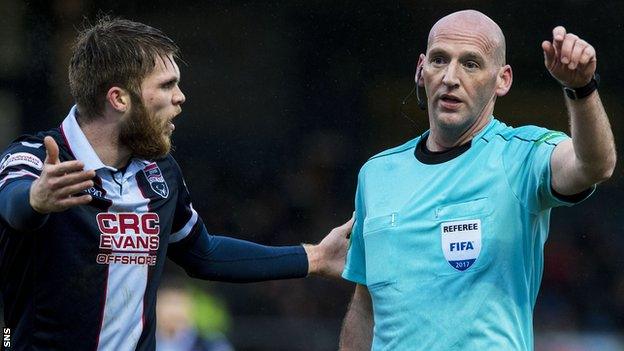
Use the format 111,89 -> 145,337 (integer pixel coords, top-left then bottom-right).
441,219 -> 482,271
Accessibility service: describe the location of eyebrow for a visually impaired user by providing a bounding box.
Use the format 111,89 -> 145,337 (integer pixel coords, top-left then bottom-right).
462,51 -> 485,62
160,77 -> 180,86
428,48 -> 485,62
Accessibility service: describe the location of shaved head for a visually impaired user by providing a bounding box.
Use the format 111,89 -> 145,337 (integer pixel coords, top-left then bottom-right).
428,10 -> 506,66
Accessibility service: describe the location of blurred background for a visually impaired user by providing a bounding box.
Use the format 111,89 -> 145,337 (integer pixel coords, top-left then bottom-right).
0,0 -> 622,350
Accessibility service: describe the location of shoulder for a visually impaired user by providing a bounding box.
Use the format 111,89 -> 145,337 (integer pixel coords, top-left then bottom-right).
360,137 -> 419,171
0,128 -> 65,173
155,153 -> 188,186
484,121 -> 568,147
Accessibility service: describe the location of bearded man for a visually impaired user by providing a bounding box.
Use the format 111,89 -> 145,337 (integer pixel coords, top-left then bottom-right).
0,18 -> 352,351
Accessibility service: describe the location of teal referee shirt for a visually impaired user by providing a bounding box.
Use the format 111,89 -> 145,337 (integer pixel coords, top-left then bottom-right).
343,117 -> 593,350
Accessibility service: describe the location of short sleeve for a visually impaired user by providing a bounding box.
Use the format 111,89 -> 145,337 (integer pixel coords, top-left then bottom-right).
342,173 -> 367,285
503,128 -> 593,213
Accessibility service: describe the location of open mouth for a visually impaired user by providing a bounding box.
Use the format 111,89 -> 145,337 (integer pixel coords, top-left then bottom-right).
440,94 -> 462,103
439,94 -> 462,110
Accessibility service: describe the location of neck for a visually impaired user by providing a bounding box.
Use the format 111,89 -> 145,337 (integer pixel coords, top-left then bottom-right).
78,115 -> 131,169
426,104 -> 494,152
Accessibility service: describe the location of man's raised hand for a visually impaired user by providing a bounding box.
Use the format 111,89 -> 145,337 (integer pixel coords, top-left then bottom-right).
542,26 -> 597,88
29,136 -> 95,213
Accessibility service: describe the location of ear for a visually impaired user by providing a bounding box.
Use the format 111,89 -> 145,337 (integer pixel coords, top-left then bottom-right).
106,86 -> 131,113
416,54 -> 426,87
495,64 -> 513,97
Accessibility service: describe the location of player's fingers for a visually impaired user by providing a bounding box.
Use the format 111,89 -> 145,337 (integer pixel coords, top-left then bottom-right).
560,33 -> 578,65
568,40 -> 587,70
43,136 -> 60,165
57,179 -> 94,198
57,194 -> 92,209
53,170 -> 96,189
47,160 -> 86,176
542,41 -> 556,67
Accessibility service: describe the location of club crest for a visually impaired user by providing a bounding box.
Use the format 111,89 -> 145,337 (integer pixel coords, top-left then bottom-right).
440,219 -> 482,272
143,163 -> 169,198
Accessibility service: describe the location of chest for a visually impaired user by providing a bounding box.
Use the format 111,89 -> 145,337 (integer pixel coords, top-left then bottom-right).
360,147 -> 524,286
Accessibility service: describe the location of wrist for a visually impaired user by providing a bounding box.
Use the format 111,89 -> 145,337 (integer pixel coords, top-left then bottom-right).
562,73 -> 599,100
29,182 -> 47,214
302,244 -> 321,275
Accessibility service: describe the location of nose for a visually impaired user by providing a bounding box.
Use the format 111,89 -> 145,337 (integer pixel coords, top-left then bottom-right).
442,61 -> 460,88
173,85 -> 186,105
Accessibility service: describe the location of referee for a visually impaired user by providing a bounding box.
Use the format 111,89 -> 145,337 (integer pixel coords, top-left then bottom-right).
339,10 -> 616,350
0,18 -> 352,350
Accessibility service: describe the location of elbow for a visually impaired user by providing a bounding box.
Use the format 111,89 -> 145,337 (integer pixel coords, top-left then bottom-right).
600,151 -> 617,181
587,152 -> 617,184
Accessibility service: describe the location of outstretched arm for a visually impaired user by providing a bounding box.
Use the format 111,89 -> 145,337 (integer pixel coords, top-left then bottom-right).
167,218 -> 353,283
544,26 -> 616,195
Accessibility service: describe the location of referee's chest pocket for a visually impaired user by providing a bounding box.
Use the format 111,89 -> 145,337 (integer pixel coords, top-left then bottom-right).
435,198 -> 493,274
363,213 -> 399,287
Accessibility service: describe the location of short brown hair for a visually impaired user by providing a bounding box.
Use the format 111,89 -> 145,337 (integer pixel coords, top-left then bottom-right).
68,17 -> 180,119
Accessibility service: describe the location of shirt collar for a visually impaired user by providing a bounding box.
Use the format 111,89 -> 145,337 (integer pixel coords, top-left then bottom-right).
60,105 -> 150,176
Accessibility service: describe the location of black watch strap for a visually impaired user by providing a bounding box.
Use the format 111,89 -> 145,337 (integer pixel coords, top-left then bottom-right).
563,74 -> 600,100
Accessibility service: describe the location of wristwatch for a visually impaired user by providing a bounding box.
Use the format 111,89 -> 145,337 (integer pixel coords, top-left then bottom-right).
563,74 -> 599,100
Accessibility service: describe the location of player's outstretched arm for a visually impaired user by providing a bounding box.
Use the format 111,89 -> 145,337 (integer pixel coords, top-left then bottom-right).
339,284 -> 374,350
544,26 -> 617,195
167,218 -> 353,283
304,217 -> 353,278
29,136 -> 95,213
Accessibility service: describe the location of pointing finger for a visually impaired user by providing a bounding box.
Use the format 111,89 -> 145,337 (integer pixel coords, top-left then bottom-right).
553,26 -> 566,42
552,26 -> 566,59
43,136 -> 60,165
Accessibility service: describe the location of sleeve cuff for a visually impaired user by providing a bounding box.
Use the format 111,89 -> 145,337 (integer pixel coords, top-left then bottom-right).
1,180 -> 49,231
551,184 -> 596,205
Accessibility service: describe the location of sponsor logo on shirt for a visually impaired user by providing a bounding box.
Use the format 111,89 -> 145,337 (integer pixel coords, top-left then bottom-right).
0,152 -> 43,173
95,212 -> 160,266
441,219 -> 482,271
143,163 -> 169,198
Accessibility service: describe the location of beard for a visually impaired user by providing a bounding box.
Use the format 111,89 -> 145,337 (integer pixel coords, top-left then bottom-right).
119,94 -> 173,160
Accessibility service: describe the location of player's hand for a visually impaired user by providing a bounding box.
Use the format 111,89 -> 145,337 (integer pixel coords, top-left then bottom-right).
542,26 -> 596,88
304,217 -> 354,278
29,136 -> 95,213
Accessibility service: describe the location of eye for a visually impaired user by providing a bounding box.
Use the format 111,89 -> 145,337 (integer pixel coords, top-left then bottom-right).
430,56 -> 446,66
161,80 -> 177,89
463,60 -> 479,69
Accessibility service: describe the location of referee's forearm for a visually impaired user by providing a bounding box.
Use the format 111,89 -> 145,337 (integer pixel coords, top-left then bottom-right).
566,91 -> 616,182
